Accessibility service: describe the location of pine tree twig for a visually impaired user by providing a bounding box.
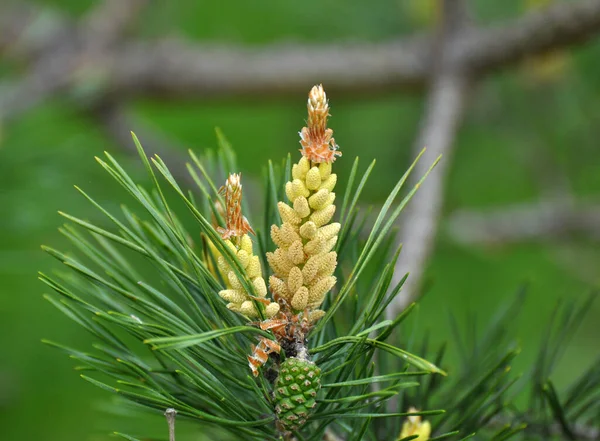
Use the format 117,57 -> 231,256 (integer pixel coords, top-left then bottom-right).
164,408 -> 177,441
79,0 -> 600,98
80,0 -> 148,50
0,0 -> 148,122
446,198 -> 600,245
68,0 -> 600,99
3,0 -> 600,121
0,3 -> 68,57
387,0 -> 471,318
454,0 -> 600,75
105,36 -> 429,99
3,0 -> 599,318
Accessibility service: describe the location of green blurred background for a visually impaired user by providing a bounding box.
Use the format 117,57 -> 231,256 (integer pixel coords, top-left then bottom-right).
1,0 -> 599,440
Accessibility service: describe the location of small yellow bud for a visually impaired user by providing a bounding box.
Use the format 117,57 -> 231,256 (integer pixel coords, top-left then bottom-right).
319,162 -> 332,179
225,239 -> 238,254
240,234 -> 253,255
287,266 -> 304,294
278,202 -> 302,225
292,157 -> 310,180
306,297 -> 321,309
298,156 -> 310,174
308,189 -> 331,210
324,192 -> 336,208
291,164 -> 301,180
291,286 -> 309,310
319,173 -> 337,192
309,309 -> 326,323
305,167 -> 322,190
285,181 -> 295,201
266,249 -> 293,277
217,255 -> 230,275
302,254 -> 321,284
309,276 -> 337,305
226,302 -> 240,312
287,240 -> 305,265
304,236 -> 326,256
228,271 -> 243,290
324,236 -> 338,253
265,302 -> 281,317
317,252 -> 337,278
292,179 -> 310,199
236,249 -> 250,268
253,277 -> 268,297
240,301 -> 258,317
299,221 -> 318,240
246,255 -> 262,279
266,252 -> 284,278
280,222 -> 301,245
292,157 -> 311,180
270,225 -> 284,248
311,204 -> 335,227
219,289 -> 246,304
293,196 -> 311,218
269,275 -> 289,299
318,223 -> 341,240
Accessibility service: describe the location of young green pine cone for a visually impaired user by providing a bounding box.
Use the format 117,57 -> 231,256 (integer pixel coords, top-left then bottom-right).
274,356 -> 321,431
218,235 -> 280,318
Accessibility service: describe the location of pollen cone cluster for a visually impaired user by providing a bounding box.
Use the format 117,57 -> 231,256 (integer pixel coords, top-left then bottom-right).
216,174 -> 280,319
267,85 -> 341,318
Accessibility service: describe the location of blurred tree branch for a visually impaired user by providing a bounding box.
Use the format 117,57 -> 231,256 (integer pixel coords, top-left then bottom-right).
387,0 -> 471,317
3,0 -> 600,315
387,0 -> 600,312
446,198 -> 600,245
2,0 -> 600,120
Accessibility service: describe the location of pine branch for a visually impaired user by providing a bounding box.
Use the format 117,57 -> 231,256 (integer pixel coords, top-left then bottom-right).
164,408 -> 177,441
455,0 -> 600,74
387,0 -> 470,317
41,108 -> 446,440
3,0 -> 600,121
0,0 -> 148,122
446,198 -> 600,245
80,0 -> 148,50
